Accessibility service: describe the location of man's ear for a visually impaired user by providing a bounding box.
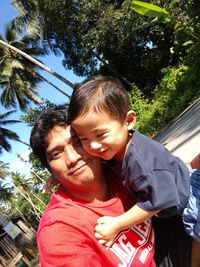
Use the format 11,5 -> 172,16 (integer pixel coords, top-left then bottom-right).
126,110 -> 136,130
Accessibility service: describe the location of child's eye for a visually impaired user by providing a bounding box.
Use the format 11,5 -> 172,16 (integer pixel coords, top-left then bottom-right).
97,132 -> 106,137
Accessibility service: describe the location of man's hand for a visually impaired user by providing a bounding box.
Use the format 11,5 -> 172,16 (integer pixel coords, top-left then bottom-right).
94,216 -> 121,247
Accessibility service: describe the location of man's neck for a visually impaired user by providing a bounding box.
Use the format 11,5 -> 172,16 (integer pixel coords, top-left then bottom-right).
64,177 -> 113,203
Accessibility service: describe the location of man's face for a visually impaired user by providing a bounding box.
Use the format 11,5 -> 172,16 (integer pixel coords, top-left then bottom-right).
45,124 -> 102,192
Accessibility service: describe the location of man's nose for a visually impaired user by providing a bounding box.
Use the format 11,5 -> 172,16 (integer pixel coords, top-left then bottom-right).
65,146 -> 81,166
89,140 -> 102,150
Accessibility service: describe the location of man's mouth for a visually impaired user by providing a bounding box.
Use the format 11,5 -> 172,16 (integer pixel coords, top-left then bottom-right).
67,162 -> 87,176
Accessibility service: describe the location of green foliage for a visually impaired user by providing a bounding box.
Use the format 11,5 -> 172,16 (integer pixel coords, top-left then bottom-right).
0,110 -> 20,153
0,160 -> 10,178
0,21 -> 47,111
133,64 -> 200,136
13,0 -> 179,96
128,85 -> 151,130
21,100 -> 56,127
0,157 -> 50,226
132,1 -> 170,19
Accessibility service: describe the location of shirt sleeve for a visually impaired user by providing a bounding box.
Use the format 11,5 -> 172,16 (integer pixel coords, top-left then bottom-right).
132,169 -> 181,214
38,221 -> 105,267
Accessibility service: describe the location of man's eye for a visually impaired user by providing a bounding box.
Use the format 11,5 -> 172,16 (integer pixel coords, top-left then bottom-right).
51,151 -> 62,159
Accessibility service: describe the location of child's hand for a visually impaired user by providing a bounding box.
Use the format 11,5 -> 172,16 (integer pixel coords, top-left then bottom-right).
45,176 -> 60,194
94,216 -> 121,247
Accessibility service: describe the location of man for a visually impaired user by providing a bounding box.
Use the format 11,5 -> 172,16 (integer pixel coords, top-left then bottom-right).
30,105 -> 155,267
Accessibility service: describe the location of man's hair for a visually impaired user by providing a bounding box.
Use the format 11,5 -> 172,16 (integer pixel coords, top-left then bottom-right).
68,75 -> 132,122
30,105 -> 69,171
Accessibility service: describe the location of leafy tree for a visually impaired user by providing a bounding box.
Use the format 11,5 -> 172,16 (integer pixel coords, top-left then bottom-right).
0,180 -> 13,201
0,21 -> 44,111
0,161 -> 12,203
0,38 -> 74,97
0,110 -> 20,153
12,0 -> 177,96
0,158 -> 49,225
12,0 -> 200,97
0,20 -> 72,110
10,171 -> 48,224
0,160 -> 10,178
21,100 -> 56,127
0,161 -> 13,214
0,180 -> 13,213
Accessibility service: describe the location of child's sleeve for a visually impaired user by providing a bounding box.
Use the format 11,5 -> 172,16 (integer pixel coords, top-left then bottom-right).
133,170 -> 181,216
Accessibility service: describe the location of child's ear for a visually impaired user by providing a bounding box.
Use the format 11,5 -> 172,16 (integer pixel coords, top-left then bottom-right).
126,110 -> 136,130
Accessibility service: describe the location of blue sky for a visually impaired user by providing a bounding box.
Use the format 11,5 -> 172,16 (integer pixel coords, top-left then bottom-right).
0,1 -> 83,177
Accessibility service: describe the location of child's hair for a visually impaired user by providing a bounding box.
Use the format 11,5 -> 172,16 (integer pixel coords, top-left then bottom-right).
68,75 -> 132,122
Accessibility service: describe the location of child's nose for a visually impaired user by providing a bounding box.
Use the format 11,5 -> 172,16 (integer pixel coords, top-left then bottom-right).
90,141 -> 102,150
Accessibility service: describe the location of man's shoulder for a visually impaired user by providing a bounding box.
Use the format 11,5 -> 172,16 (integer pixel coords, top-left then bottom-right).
39,189 -> 76,225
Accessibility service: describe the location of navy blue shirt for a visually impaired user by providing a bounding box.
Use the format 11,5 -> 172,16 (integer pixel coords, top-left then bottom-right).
119,131 -> 190,217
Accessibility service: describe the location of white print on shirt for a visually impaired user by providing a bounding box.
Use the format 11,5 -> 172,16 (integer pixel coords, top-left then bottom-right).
131,220 -> 151,245
109,220 -> 153,267
139,243 -> 154,264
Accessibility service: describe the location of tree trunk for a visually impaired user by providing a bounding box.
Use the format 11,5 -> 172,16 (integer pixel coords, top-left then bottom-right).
0,40 -> 75,89
34,70 -> 71,99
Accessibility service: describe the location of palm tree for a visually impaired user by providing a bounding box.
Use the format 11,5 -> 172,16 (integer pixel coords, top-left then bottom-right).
11,171 -> 43,221
0,18 -> 73,108
0,22 -> 44,111
0,181 -> 13,203
0,180 -> 13,214
11,1 -> 74,87
0,110 -> 21,154
0,160 -> 10,179
0,38 -> 74,96
0,161 -> 13,212
12,0 -> 47,43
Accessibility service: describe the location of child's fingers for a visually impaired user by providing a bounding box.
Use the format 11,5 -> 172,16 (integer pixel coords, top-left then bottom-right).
97,216 -> 106,224
105,240 -> 113,247
98,239 -> 107,245
94,232 -> 103,239
95,224 -> 105,232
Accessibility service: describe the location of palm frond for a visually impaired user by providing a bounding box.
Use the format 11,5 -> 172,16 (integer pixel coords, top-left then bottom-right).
11,59 -> 25,70
0,127 -> 19,140
0,109 -> 17,119
0,137 -> 11,153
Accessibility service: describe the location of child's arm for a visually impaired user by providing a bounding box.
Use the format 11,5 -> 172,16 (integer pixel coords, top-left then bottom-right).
95,204 -> 159,246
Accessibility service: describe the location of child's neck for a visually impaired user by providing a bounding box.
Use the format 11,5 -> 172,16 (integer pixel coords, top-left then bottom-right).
114,130 -> 133,162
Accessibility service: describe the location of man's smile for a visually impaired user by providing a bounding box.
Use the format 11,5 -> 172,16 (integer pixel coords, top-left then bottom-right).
67,162 -> 88,176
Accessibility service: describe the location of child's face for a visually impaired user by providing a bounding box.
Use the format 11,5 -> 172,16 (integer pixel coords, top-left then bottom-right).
72,110 -> 136,161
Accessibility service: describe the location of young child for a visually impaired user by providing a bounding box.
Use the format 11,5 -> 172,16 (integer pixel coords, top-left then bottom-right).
68,75 -> 200,250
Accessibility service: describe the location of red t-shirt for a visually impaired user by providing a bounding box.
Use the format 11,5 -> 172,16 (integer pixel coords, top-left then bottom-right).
37,177 -> 155,267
